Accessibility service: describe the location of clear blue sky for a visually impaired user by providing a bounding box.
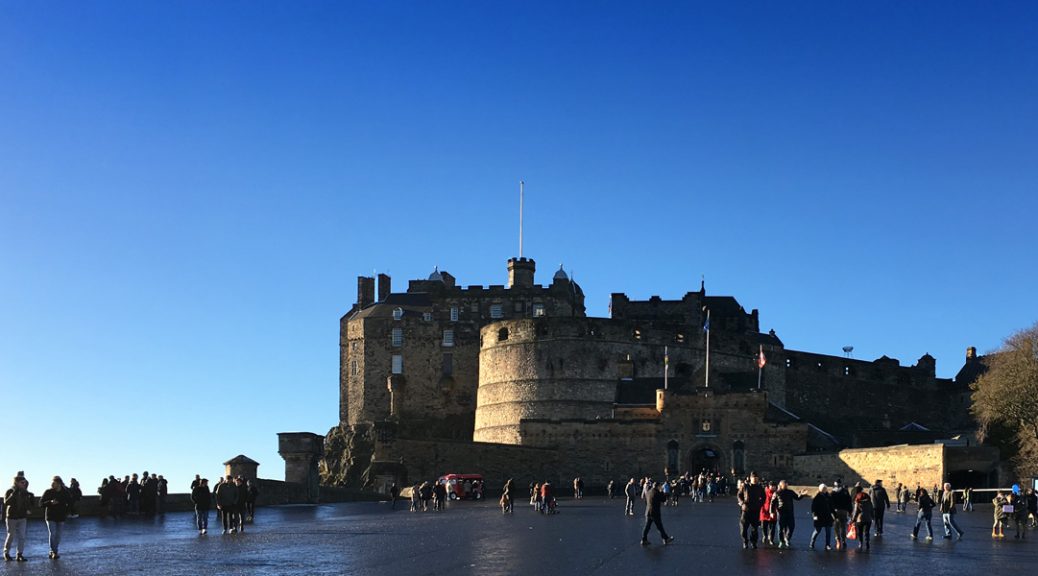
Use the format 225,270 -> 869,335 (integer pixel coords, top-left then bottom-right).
2,1 -> 1035,492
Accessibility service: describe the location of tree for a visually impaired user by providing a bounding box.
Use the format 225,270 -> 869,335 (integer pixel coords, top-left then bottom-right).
971,321 -> 1038,477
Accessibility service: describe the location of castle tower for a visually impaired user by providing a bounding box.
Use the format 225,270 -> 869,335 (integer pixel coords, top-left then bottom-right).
507,257 -> 535,289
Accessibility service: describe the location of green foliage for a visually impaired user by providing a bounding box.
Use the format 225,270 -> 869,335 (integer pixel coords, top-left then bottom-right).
971,322 -> 1038,477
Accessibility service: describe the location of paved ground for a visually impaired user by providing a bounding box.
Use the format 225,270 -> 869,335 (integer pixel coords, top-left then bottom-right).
2,497 -> 1034,575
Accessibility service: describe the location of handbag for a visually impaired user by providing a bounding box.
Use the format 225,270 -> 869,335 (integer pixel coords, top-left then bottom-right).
847,522 -> 858,540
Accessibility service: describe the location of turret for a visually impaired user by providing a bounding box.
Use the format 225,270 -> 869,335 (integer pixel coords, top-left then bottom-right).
507,257 -> 536,289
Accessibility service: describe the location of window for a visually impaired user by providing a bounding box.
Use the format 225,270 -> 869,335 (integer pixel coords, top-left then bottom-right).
514,301 -> 524,313
392,307 -> 403,321
350,360 -> 358,376
442,329 -> 455,347
532,303 -> 545,317
391,355 -> 403,374
618,355 -> 634,380
675,332 -> 685,344
422,312 -> 432,322
786,358 -> 794,369
633,328 -> 642,341
391,328 -> 403,347
498,327 -> 509,342
471,302 -> 479,313
490,304 -> 503,319
442,354 -> 453,376
843,366 -> 852,377
450,306 -> 459,322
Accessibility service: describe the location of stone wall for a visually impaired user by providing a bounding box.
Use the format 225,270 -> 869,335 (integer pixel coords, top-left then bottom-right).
793,444 -> 946,488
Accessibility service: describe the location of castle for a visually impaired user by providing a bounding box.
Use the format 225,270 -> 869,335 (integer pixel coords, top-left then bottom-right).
320,255 -> 997,492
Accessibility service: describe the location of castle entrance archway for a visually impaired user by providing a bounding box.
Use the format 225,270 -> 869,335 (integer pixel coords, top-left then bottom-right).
689,445 -> 723,475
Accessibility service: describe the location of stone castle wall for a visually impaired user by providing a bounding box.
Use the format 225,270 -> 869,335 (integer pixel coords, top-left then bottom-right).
793,444 -> 946,488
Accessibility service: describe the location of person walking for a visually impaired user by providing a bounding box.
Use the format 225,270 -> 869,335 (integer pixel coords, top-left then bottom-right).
963,486 -> 974,512
40,476 -> 72,559
771,480 -> 806,549
191,478 -> 211,535
737,471 -> 766,549
245,479 -> 258,522
810,484 -> 834,550
501,478 -> 514,514
871,479 -> 890,536
829,480 -> 852,550
899,484 -> 911,513
607,480 -> 615,499
215,475 -> 239,534
624,478 -> 638,516
760,481 -> 777,546
992,491 -> 1008,538
233,477 -> 248,532
912,488 -> 936,541
940,483 -> 964,540
1026,488 -> 1037,528
640,480 -> 674,546
389,483 -> 399,510
3,475 -> 34,562
851,485 -> 875,551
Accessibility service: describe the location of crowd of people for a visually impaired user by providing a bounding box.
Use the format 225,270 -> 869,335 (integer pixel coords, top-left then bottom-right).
96,472 -> 168,518
2,471 -> 260,562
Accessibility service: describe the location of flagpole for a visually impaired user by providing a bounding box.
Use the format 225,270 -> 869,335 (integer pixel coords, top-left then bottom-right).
757,362 -> 762,391
704,309 -> 711,388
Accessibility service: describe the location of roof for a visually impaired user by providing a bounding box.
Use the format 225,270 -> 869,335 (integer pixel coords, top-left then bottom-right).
350,292 -> 433,320
223,455 -> 259,466
702,296 -> 745,316
765,402 -> 802,424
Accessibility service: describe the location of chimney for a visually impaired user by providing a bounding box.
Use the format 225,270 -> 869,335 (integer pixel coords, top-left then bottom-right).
377,273 -> 392,302
966,346 -> 977,361
357,276 -> 375,307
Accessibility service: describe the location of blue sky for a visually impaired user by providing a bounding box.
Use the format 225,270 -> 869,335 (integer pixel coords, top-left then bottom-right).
1,1 -> 1035,491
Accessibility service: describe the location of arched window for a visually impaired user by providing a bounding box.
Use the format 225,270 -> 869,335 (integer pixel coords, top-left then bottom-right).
498,327 -> 509,342
732,441 -> 746,476
666,440 -> 679,473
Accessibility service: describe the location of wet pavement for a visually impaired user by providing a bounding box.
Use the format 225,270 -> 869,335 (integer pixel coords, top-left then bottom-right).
2,498 -> 1035,575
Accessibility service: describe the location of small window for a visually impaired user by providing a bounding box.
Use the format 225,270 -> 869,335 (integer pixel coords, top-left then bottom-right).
422,312 -> 432,322
532,303 -> 545,317
442,329 -> 455,347
633,328 -> 641,341
514,301 -> 524,313
490,304 -> 503,319
675,333 -> 685,344
498,327 -> 509,342
391,328 -> 403,347
391,355 -> 403,374
450,306 -> 459,322
786,358 -> 793,369
442,354 -> 453,376
471,302 -> 479,313
350,360 -> 358,376
392,307 -> 403,321
843,366 -> 852,377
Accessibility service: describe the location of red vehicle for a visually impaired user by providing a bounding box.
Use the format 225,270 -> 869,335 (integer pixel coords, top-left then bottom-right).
438,474 -> 484,500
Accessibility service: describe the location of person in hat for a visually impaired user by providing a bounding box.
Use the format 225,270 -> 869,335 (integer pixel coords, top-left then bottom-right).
3,474 -> 34,562
810,484 -> 834,550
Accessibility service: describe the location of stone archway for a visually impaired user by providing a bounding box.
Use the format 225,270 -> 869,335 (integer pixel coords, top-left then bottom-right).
689,444 -> 725,475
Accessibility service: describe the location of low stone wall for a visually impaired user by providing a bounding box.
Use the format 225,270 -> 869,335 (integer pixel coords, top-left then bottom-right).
793,444 -> 945,487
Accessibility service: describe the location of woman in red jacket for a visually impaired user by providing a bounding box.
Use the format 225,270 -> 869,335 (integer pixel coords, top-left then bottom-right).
760,481 -> 777,546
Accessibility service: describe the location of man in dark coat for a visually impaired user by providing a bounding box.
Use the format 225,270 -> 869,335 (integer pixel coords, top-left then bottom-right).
40,476 -> 72,559
871,479 -> 890,536
829,480 -> 852,549
640,480 -> 674,546
191,478 -> 211,535
737,472 -> 767,549
215,475 -> 239,534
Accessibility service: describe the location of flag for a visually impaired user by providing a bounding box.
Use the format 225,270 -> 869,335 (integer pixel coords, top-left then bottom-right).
702,310 -> 710,332
757,345 -> 767,369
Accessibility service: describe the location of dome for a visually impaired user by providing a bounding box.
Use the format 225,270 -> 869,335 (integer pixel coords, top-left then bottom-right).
428,266 -> 443,282
553,264 -> 569,281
